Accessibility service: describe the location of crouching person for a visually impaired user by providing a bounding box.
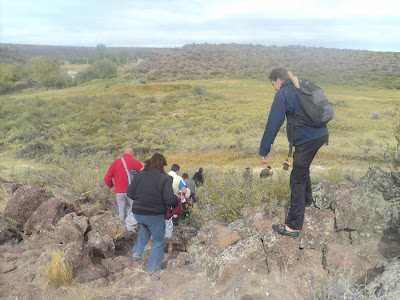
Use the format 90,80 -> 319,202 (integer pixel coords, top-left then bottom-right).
127,153 -> 177,273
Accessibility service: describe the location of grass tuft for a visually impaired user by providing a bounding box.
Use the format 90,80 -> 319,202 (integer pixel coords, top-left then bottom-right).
44,249 -> 76,289
0,186 -> 11,213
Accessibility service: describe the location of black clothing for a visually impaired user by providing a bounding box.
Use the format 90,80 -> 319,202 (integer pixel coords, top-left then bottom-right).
192,171 -> 204,187
286,134 -> 328,230
127,168 -> 177,215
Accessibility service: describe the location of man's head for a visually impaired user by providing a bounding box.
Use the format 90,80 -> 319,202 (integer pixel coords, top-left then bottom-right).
182,173 -> 189,179
199,167 -> 203,173
268,68 -> 289,91
124,147 -> 134,156
171,164 -> 180,173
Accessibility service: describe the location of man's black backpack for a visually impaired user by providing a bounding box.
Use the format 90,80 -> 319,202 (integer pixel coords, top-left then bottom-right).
287,72 -> 334,156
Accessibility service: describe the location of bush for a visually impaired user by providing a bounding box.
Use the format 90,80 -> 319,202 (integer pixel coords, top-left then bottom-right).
26,57 -> 62,90
189,167 -> 290,227
0,63 -> 23,94
76,59 -> 117,83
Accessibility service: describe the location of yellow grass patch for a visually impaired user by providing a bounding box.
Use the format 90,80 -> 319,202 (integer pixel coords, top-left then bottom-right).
0,186 -> 11,213
44,249 -> 76,289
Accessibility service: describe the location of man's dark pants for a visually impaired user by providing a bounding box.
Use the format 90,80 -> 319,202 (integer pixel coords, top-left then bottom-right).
286,135 -> 329,231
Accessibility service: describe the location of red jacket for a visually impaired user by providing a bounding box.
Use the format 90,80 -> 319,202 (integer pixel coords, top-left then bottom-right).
104,154 -> 143,193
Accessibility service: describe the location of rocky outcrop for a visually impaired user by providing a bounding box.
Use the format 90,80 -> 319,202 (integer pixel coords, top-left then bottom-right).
55,213 -> 89,244
0,215 -> 22,245
366,256 -> 400,300
359,166 -> 400,200
4,187 -> 53,229
300,207 -> 335,251
23,198 -> 80,235
0,181 -> 25,196
0,165 -> 399,298
87,211 -> 126,258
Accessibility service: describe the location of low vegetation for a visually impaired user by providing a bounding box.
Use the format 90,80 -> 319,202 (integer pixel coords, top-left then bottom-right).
0,186 -> 11,213
0,43 -> 399,222
190,167 -> 290,226
44,249 -> 75,289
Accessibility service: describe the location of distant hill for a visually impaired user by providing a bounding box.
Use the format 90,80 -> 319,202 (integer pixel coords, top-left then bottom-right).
1,43 -> 399,88
0,43 -> 170,63
134,44 -> 400,87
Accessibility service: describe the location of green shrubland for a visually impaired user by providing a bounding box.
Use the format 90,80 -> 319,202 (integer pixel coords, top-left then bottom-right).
1,48 -> 399,220
189,167 -> 290,227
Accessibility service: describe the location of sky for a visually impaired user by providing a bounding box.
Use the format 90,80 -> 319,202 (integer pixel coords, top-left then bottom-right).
1,0 -> 400,52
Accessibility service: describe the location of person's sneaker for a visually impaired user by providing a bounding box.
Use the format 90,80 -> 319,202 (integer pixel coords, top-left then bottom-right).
132,253 -> 141,260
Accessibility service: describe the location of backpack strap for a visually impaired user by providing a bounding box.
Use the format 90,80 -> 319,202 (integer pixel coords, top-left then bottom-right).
121,157 -> 131,185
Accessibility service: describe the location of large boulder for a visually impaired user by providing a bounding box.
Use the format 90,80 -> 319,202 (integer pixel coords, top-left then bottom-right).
241,203 -> 284,236
54,213 -> 89,244
366,256 -> 400,300
63,241 -> 92,276
23,198 -> 80,235
87,211 -> 126,258
312,180 -> 340,209
325,242 -> 381,278
207,234 -> 265,283
358,166 -> 400,201
0,215 -> 23,245
333,185 -> 393,235
188,220 -> 241,267
300,207 -> 336,251
4,187 -> 53,229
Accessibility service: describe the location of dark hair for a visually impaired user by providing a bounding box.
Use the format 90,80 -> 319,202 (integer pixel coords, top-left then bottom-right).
182,173 -> 189,179
171,164 -> 180,172
268,67 -> 289,81
144,153 -> 167,172
199,167 -> 203,173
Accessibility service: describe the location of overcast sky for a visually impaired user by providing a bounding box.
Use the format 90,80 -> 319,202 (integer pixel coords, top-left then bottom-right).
1,0 -> 400,52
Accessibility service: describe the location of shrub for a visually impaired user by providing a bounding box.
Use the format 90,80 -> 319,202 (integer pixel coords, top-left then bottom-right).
26,57 -> 62,90
76,59 -> 117,83
189,167 -> 290,227
44,249 -> 75,289
0,63 -> 23,94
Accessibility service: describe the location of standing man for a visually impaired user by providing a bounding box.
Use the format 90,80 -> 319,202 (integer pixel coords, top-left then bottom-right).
104,147 -> 143,229
259,68 -> 329,238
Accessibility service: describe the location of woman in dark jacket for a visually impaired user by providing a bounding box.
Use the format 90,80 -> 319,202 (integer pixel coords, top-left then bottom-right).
127,153 -> 177,272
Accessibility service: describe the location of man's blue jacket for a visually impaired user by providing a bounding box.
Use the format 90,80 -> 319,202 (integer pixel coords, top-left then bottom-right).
259,79 -> 329,157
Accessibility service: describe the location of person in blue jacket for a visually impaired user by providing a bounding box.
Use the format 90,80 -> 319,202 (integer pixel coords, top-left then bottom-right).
259,67 -> 329,238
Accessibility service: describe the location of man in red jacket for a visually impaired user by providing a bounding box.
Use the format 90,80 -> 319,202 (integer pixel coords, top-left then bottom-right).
104,148 -> 143,228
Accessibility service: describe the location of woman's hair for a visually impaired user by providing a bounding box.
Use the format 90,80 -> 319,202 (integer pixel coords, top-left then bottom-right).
143,153 -> 167,172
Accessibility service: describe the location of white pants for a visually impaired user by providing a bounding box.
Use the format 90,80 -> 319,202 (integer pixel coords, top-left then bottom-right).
116,193 -> 137,231
165,218 -> 173,238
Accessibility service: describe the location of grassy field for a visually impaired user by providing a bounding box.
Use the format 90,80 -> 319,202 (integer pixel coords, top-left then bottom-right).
0,74 -> 399,196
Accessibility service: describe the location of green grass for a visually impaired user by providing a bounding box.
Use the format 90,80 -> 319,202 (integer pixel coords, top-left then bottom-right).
0,76 -> 399,198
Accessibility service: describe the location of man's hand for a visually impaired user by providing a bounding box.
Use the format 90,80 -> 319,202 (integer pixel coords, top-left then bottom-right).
260,156 -> 268,164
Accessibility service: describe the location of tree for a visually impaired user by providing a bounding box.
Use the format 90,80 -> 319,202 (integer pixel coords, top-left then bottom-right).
0,63 -> 23,94
26,57 -> 62,90
96,44 -> 107,60
76,59 -> 117,83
